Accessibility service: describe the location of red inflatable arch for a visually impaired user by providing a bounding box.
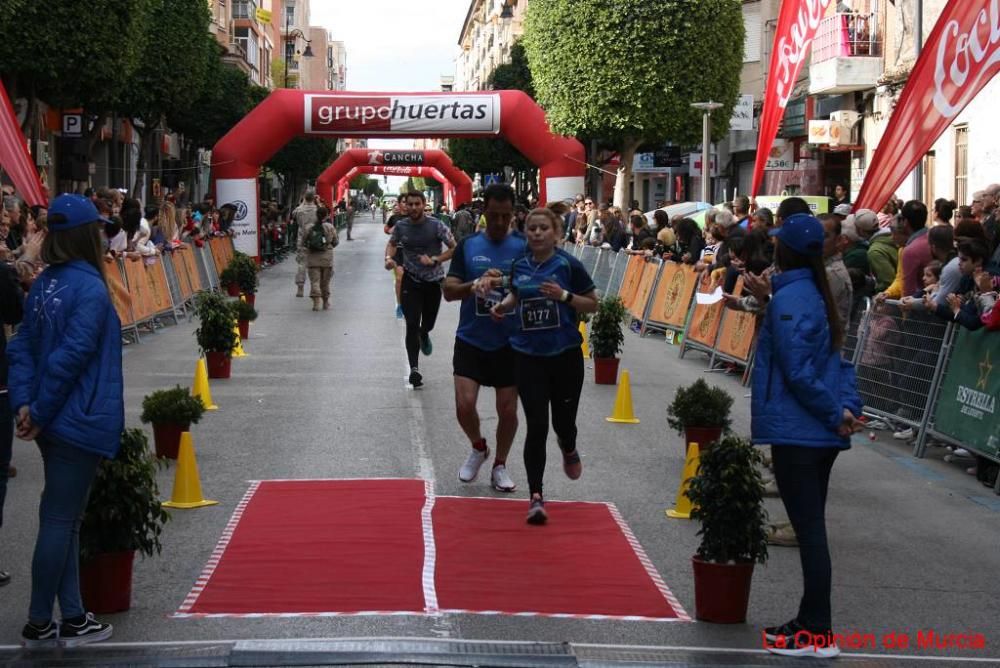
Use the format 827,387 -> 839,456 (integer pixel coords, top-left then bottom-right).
331,165 -> 466,209
316,148 -> 473,208
212,89 -> 585,257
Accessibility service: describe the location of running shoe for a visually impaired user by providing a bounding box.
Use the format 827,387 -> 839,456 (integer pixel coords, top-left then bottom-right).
58,613 -> 113,648
490,464 -> 517,492
764,620 -> 840,659
420,333 -> 433,356
526,496 -> 548,525
408,368 -> 423,389
766,523 -> 798,547
562,449 -> 583,480
21,620 -> 59,648
892,427 -> 914,440
459,444 -> 490,482
395,304 -> 404,319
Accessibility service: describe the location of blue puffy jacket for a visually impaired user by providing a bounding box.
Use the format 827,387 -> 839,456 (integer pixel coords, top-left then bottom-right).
8,261 -> 124,458
751,268 -> 862,449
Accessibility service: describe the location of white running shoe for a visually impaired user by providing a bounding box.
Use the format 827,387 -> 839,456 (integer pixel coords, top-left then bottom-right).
892,427 -> 914,440
459,446 -> 490,482
490,465 -> 517,492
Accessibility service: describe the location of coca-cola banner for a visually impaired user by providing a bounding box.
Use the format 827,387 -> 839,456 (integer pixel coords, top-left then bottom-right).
751,0 -> 834,196
0,81 -> 46,207
856,0 -> 1000,210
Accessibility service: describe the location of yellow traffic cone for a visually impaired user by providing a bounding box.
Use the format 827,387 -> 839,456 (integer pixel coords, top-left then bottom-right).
163,432 -> 218,509
606,369 -> 640,424
579,321 -> 590,358
666,442 -> 701,519
231,321 -> 247,358
192,358 -> 218,411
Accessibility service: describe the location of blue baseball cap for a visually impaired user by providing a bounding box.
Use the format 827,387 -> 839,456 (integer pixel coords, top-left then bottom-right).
770,212 -> 824,256
47,194 -> 111,231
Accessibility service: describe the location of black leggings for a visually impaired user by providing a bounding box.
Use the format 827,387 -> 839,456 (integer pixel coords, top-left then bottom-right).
515,348 -> 584,496
400,273 -> 442,369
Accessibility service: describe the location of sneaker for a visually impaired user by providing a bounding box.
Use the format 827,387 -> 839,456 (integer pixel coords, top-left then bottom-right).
764,619 -> 807,643
950,447 -> 971,457
420,333 -> 433,356
562,449 -> 582,480
491,464 -> 517,492
763,478 -> 780,497
408,368 -> 423,389
893,427 -> 914,440
765,622 -> 841,659
21,620 -> 59,648
526,496 -> 548,525
395,304 -> 404,319
459,444 -> 490,482
59,612 -> 113,648
766,523 -> 798,547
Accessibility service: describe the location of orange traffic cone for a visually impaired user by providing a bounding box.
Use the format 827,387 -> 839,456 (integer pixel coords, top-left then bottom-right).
666,442 -> 701,519
579,322 -> 590,358
163,432 -> 218,509
606,369 -> 640,424
192,358 -> 218,411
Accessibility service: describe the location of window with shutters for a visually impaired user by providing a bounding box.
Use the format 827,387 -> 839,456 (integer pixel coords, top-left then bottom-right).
743,1 -> 761,63
955,125 -> 968,205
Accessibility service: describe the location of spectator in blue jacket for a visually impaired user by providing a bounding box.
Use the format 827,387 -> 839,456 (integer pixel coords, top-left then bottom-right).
8,194 -> 123,649
751,213 -> 863,659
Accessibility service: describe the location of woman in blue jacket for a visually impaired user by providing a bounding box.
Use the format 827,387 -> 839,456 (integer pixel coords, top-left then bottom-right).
8,194 -> 123,649
752,213 -> 863,659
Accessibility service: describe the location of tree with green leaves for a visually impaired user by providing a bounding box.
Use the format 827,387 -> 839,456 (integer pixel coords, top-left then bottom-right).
350,173 -> 371,191
523,0 -> 744,208
448,41 -> 535,187
118,0 -> 214,195
266,137 -> 339,205
363,179 -> 384,198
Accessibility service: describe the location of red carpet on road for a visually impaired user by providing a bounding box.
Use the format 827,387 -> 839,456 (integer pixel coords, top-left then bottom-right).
433,497 -> 684,620
180,479 -> 427,614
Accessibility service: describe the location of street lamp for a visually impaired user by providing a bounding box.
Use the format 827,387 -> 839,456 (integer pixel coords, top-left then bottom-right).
691,101 -> 723,204
499,2 -> 514,19
283,10 -> 314,89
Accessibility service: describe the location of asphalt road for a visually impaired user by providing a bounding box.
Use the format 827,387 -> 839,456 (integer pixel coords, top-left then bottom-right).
0,211 -> 998,665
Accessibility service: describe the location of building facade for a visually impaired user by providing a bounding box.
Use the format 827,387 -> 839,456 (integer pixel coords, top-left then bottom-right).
456,0 -> 526,91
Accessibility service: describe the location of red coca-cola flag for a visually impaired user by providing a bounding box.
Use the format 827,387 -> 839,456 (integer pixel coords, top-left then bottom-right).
751,0 -> 835,196
0,81 -> 47,207
856,0 -> 1000,210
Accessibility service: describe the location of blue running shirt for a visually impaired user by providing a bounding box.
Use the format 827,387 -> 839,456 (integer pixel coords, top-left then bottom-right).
447,232 -> 527,351
509,248 -> 596,356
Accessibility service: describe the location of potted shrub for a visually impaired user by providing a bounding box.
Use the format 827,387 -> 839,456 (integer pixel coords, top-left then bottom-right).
219,264 -> 241,297
194,290 -> 238,379
667,378 -> 733,453
80,428 -> 170,613
235,299 -> 258,340
140,385 -> 207,459
589,295 -> 627,384
232,252 -> 259,305
685,435 -> 769,623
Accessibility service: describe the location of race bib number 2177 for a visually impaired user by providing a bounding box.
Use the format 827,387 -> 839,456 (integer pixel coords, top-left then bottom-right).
520,297 -> 559,331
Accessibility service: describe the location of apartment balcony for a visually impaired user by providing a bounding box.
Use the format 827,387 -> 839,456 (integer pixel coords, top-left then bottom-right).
232,0 -> 258,21
808,12 -> 882,94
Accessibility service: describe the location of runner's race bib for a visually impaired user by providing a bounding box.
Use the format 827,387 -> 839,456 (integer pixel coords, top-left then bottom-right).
520,297 -> 559,331
476,289 -> 509,317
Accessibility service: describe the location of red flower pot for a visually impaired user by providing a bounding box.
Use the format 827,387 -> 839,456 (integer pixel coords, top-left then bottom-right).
244,293 -> 255,307
205,351 -> 232,379
80,551 -> 134,614
684,426 -> 724,454
692,556 -> 755,623
151,422 -> 189,459
238,320 -> 250,340
225,283 -> 241,297
593,356 -> 620,385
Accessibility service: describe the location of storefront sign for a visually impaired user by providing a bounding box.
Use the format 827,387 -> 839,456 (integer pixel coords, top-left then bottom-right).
634,146 -> 683,172
764,139 -> 795,170
731,94 -> 754,131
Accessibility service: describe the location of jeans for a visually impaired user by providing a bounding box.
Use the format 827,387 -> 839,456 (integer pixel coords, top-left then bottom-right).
0,394 -> 11,529
400,273 -> 442,370
29,436 -> 101,624
515,348 -> 585,496
771,445 -> 840,632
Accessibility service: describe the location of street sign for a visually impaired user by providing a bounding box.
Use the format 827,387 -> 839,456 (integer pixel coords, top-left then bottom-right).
62,112 -> 83,137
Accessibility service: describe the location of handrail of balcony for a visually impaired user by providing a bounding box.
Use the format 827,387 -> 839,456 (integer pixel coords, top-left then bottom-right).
232,0 -> 259,20
812,12 -> 881,64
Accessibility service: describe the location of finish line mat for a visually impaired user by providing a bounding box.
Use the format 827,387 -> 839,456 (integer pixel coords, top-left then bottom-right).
175,479 -> 688,621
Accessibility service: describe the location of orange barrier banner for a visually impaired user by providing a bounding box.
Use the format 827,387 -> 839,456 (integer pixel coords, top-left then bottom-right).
648,263 -> 698,329
714,277 -> 758,364
105,258 -> 134,327
178,247 -> 203,293
629,261 -> 661,321
618,255 -> 646,311
146,261 -> 173,314
122,258 -> 156,322
172,251 -> 194,301
686,271 -> 727,348
210,236 -> 234,275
